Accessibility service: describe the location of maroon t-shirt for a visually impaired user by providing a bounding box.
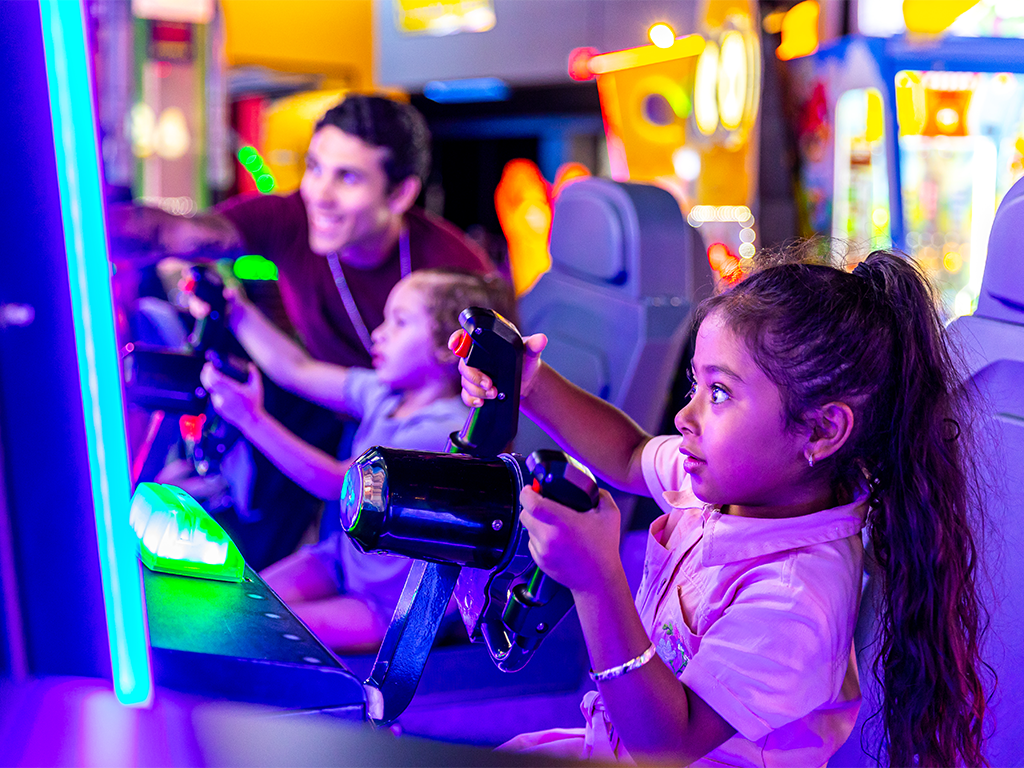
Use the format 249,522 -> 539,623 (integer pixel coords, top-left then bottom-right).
218,192 -> 492,368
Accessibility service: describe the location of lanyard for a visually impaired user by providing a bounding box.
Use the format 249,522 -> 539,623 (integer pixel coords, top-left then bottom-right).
327,227 -> 411,355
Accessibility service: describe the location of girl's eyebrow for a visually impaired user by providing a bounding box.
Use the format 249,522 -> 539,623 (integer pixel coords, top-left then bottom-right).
699,363 -> 745,383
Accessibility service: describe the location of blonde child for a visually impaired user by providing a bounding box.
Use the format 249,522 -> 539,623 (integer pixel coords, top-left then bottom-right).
201,269 -> 514,654
457,248 -> 986,766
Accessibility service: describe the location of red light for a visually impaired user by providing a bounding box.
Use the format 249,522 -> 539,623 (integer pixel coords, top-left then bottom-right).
568,47 -> 599,81
707,243 -> 743,285
179,414 -> 206,444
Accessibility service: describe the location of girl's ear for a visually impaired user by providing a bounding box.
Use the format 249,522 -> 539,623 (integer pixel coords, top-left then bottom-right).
388,176 -> 422,216
804,402 -> 855,464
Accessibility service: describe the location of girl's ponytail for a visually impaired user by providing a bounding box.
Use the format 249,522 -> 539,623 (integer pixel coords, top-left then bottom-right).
702,246 -> 988,767
853,253 -> 988,768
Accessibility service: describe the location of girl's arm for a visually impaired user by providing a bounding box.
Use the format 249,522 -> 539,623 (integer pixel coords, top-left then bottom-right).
226,288 -> 353,413
520,487 -> 736,762
456,333 -> 650,495
201,363 -> 349,500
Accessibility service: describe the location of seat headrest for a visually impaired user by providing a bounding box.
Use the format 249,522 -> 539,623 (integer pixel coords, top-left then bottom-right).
549,178 -> 634,285
977,176 -> 1024,324
547,178 -> 691,298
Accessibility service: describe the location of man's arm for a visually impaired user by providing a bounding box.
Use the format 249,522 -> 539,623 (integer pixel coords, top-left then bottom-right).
227,289 -> 353,413
107,204 -> 245,267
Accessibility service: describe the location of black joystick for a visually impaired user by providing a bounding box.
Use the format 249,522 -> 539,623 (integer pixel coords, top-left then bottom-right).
450,307 -> 524,457
498,450 -> 598,655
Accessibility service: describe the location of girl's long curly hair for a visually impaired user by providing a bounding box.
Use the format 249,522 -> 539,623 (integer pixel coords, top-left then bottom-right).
697,244 -> 989,767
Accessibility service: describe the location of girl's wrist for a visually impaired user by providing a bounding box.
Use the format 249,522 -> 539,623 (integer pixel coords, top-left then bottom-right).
571,559 -> 631,607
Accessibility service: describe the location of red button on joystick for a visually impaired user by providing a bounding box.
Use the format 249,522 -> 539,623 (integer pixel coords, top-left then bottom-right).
452,330 -> 473,359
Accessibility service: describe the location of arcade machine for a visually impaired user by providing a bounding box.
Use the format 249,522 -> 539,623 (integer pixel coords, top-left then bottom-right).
569,0 -> 761,287
785,0 -> 1024,318
0,4 -> 611,758
0,3 -> 375,759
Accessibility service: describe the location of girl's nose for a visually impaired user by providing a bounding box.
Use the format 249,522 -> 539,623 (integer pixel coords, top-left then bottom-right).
674,398 -> 699,435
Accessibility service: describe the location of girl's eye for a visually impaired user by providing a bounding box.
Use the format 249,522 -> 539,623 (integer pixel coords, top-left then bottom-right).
687,381 -> 697,400
710,384 -> 730,404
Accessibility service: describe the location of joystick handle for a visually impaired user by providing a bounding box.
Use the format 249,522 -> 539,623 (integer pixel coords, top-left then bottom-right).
492,450 -> 598,670
450,307 -> 524,457
518,450 -> 599,605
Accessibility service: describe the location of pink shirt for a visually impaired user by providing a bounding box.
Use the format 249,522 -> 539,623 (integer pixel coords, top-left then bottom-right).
501,436 -> 867,766
640,435 -> 867,767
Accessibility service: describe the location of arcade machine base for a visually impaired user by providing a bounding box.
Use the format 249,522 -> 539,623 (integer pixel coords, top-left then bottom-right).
143,563 -> 367,717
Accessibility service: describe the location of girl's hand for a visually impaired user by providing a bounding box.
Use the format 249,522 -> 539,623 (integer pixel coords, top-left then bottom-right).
448,331 -> 548,408
518,486 -> 622,595
200,361 -> 264,431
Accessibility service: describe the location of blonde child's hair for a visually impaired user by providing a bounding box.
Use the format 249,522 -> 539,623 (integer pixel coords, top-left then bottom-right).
407,269 -> 517,353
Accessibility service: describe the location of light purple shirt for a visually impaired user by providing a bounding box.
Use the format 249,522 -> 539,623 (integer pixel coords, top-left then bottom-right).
501,436 -> 867,766
639,434 -> 867,768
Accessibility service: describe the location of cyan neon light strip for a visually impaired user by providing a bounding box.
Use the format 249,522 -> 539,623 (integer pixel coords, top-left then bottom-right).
38,0 -> 153,707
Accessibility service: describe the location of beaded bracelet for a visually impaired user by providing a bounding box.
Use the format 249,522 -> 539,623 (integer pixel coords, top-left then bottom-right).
589,643 -> 657,683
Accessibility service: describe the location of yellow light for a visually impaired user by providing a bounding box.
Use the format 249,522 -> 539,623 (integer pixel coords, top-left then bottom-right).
762,10 -> 786,35
776,0 -> 819,61
895,70 -> 927,136
866,89 -> 885,143
694,40 -> 720,136
718,31 -> 747,131
588,34 -> 705,75
872,207 -> 890,228
903,0 -> 980,35
943,250 -> 963,272
649,23 -> 676,49
935,107 -> 960,133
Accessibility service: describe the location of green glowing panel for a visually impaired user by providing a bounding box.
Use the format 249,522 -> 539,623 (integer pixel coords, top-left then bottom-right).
233,253 -> 279,281
130,483 -> 244,582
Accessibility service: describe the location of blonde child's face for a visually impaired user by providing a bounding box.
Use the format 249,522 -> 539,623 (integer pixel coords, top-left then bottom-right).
370,277 -> 450,391
674,311 -> 815,518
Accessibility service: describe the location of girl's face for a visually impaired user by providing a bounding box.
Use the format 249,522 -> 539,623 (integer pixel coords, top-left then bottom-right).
674,311 -> 818,518
370,277 -> 450,391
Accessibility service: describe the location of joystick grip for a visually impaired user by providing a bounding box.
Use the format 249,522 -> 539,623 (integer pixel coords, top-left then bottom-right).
518,450 -> 598,605
450,307 -> 524,457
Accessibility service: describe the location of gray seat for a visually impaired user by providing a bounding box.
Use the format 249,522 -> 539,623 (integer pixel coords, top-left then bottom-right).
515,177 -> 712,470
831,179 -> 1024,766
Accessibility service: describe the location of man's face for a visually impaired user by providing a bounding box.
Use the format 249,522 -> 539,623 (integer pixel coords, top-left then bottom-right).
299,125 -> 396,257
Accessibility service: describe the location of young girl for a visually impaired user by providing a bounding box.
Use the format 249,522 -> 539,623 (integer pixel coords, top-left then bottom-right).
457,247 -> 987,767
201,268 -> 514,654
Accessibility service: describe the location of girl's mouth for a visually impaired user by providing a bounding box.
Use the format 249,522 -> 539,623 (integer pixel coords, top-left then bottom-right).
682,455 -> 705,474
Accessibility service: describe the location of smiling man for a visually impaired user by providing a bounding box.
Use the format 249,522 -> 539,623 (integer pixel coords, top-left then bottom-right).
113,94 -> 493,369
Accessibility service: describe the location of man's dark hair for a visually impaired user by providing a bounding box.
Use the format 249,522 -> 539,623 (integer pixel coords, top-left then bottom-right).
315,94 -> 431,189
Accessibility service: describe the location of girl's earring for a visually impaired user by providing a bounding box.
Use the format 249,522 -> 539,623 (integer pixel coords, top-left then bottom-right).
807,454 -> 815,468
